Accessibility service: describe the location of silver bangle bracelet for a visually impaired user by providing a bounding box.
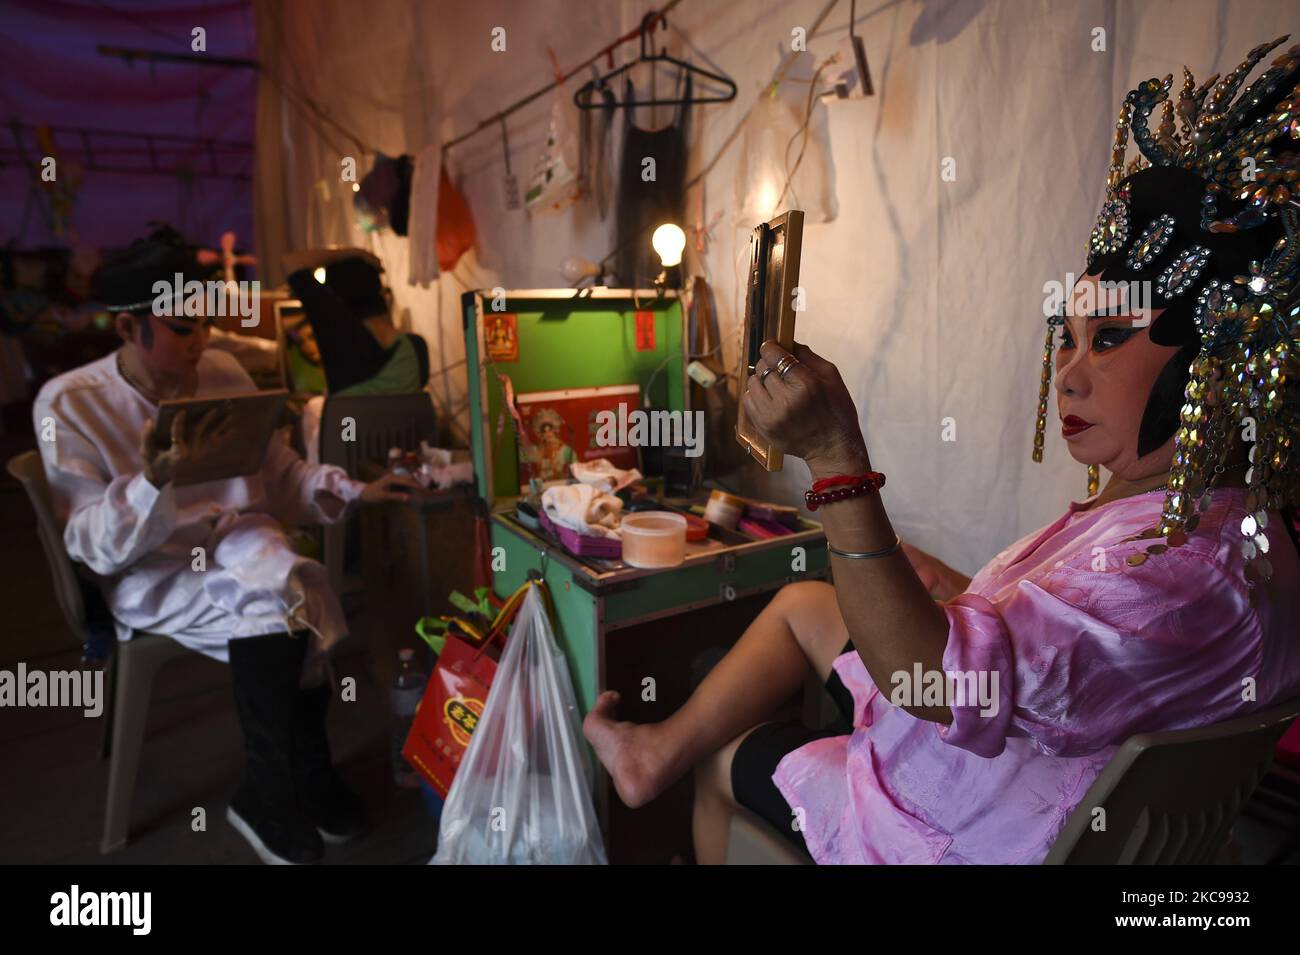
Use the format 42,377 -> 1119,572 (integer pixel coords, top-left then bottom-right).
827,535 -> 901,559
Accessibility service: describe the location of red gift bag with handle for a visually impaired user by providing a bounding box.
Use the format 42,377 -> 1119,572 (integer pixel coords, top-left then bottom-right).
402,579 -> 541,795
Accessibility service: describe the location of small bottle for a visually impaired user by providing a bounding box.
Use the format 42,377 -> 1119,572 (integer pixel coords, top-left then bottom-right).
390,648 -> 427,789
388,447 -> 410,476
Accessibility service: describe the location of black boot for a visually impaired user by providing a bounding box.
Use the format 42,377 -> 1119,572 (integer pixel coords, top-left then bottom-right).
226,633 -> 323,865
296,684 -> 366,844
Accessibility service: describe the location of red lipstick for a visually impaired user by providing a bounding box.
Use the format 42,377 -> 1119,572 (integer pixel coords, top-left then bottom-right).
1061,414 -> 1093,437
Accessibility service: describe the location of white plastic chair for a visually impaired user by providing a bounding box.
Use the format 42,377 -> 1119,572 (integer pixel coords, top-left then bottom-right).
7,450 -> 194,853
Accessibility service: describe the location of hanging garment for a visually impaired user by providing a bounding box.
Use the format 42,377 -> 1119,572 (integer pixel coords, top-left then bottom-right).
353,153 -> 413,235
407,142 -> 442,287
613,71 -> 691,287
578,74 -> 617,220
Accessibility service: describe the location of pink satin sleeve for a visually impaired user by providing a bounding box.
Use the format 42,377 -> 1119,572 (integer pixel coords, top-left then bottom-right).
937,551 -> 1262,760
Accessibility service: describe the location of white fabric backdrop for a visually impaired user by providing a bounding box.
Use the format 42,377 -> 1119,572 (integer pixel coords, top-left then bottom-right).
254,0 -> 1296,575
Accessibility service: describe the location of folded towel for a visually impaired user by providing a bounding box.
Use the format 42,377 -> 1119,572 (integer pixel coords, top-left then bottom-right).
570,457 -> 642,494
542,483 -> 623,539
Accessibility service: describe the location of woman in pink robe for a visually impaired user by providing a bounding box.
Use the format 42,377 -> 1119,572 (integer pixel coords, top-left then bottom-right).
584,285 -> 1300,863
582,37 -> 1300,861
771,483 -> 1300,864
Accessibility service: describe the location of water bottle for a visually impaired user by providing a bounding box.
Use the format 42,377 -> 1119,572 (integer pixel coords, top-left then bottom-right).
391,648 -> 428,789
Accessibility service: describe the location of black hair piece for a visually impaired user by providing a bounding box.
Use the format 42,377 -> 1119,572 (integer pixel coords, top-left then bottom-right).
1281,507 -> 1300,561
1137,339 -> 1199,457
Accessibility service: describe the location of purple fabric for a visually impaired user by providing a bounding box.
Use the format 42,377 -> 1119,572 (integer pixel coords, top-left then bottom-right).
774,486 -> 1300,864
0,1 -> 254,250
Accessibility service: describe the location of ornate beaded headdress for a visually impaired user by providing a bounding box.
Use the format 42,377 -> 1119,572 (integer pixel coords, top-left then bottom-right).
1032,36 -> 1300,587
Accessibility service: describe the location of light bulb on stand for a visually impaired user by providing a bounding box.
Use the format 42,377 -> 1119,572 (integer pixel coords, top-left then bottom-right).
560,256 -> 601,284
652,223 -> 686,267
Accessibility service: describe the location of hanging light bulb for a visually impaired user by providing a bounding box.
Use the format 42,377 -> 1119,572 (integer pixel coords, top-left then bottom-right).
652,223 -> 686,268
313,267 -> 327,284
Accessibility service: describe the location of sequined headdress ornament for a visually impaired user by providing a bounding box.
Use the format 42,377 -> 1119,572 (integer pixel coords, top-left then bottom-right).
1032,36 -> 1300,586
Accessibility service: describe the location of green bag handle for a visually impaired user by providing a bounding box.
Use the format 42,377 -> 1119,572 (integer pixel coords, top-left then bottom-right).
414,616 -> 449,657
416,581 -> 553,659
448,586 -> 494,618
415,587 -> 496,657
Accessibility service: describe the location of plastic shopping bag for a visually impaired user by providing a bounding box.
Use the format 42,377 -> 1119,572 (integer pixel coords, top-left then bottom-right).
524,96 -> 581,215
733,54 -> 837,226
430,581 -> 607,864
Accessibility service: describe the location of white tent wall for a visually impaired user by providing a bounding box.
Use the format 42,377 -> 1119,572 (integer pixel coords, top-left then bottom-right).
253,0 -> 1295,575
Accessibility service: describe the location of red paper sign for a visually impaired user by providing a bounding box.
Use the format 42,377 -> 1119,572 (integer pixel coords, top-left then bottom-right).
635,310 -> 655,351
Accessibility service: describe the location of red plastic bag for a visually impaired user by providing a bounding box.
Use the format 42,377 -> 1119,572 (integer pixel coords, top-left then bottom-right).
436,166 -> 476,272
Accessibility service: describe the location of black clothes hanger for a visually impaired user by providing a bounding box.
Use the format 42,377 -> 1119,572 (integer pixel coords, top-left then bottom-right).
574,12 -> 736,111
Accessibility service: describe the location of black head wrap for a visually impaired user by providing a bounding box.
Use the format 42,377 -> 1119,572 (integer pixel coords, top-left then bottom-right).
1083,166 -> 1286,455
91,223 -> 216,313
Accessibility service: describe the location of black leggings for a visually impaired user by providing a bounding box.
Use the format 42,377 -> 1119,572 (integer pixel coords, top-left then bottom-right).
729,641 -> 856,858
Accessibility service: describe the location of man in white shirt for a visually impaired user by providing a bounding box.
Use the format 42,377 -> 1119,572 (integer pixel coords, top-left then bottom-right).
33,227 -> 418,864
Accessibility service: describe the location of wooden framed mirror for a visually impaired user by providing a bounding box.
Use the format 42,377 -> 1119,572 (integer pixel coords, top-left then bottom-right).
736,209 -> 804,471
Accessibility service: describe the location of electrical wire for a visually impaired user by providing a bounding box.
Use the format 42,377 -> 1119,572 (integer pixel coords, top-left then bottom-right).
775,58 -> 834,210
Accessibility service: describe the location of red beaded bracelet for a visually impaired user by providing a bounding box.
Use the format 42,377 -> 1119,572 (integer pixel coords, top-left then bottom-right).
811,470 -> 880,493
805,471 -> 886,511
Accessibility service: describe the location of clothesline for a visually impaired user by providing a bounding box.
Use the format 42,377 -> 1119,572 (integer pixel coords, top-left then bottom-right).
593,0 -> 843,274
440,0 -> 686,154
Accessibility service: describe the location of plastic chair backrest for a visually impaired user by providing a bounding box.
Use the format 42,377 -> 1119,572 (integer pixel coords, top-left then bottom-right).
318,392 -> 437,478
1044,696 -> 1300,864
6,450 -> 86,635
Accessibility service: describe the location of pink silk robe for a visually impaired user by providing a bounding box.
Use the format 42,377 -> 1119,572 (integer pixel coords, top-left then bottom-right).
773,486 -> 1300,864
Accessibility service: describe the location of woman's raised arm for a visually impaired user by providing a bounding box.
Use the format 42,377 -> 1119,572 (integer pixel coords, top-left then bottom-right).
742,339 -> 954,724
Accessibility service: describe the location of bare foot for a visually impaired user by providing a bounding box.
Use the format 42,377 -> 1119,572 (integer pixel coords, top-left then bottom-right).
583,691 -> 679,809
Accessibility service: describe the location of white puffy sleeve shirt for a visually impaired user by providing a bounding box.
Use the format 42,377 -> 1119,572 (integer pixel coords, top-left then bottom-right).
32,349 -> 364,661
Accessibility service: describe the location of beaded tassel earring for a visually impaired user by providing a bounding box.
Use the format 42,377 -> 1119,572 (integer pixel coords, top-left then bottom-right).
1031,314 -> 1061,464
1034,309 -> 1101,498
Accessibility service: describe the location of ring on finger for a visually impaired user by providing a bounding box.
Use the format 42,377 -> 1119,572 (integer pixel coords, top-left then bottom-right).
775,355 -> 800,378
758,365 -> 774,385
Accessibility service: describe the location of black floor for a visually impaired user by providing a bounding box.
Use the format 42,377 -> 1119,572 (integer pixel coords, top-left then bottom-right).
0,630 -> 439,865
